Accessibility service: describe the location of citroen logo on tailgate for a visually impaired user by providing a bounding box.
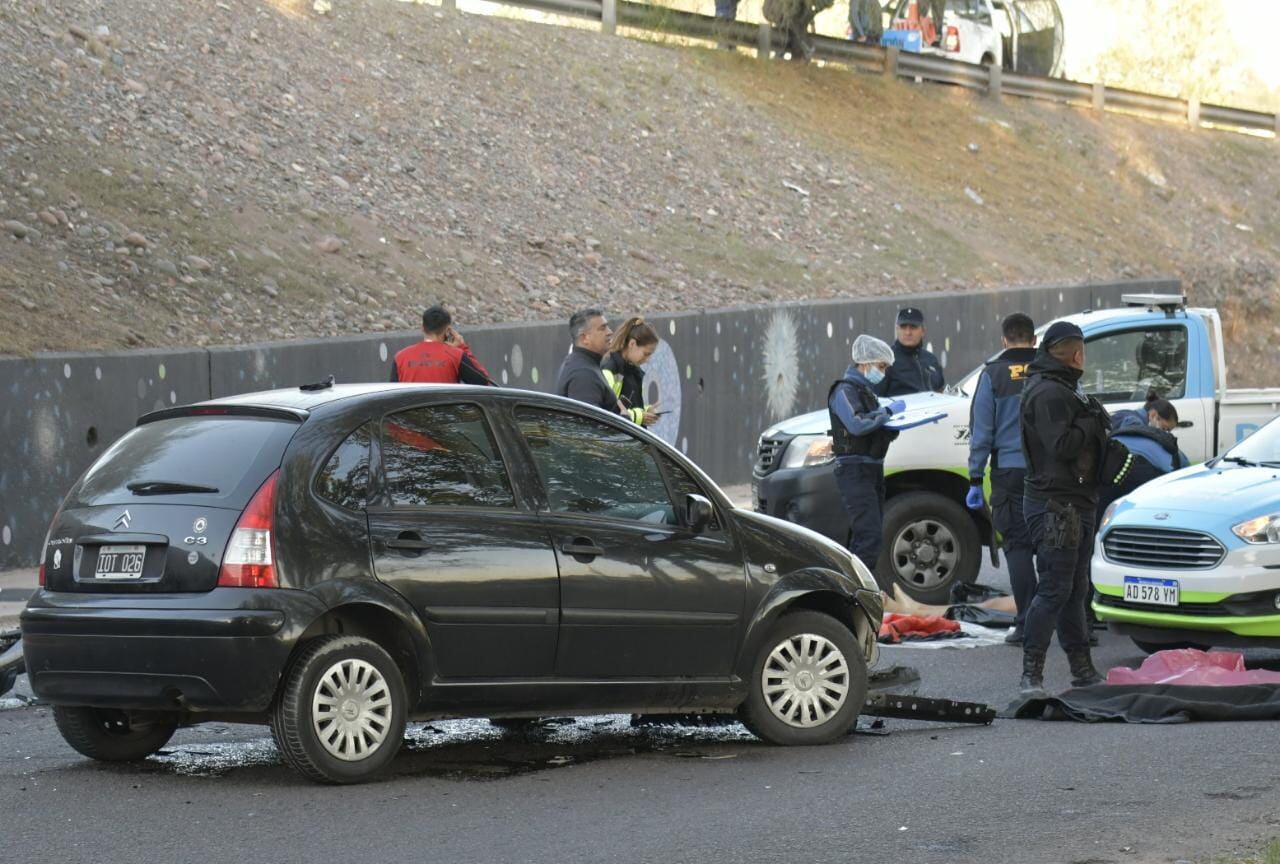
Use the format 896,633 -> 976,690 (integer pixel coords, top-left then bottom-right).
114,509 -> 132,530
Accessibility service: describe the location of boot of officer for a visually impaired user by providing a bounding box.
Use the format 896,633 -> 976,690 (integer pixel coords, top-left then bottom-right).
1017,322 -> 1134,695
829,335 -> 906,571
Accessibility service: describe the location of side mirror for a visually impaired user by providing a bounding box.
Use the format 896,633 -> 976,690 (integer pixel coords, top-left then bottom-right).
685,494 -> 714,534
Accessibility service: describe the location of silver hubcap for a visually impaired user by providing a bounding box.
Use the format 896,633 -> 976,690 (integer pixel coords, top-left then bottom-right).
892,518 -> 959,590
312,658 -> 393,762
762,633 -> 850,729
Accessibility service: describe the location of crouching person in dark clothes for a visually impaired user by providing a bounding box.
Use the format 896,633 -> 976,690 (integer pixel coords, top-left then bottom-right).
829,335 -> 905,569
1018,322 -> 1134,695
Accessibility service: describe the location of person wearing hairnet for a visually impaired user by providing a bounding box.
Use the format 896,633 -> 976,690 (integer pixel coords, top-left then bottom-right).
828,335 -> 907,569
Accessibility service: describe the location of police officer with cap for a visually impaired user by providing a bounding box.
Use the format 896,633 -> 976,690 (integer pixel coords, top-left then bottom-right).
1018,321 -> 1134,695
966,312 -> 1038,644
874,307 -> 946,397
829,335 -> 907,568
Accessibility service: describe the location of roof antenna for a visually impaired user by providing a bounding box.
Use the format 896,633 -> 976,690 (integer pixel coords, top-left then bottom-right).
299,375 -> 336,392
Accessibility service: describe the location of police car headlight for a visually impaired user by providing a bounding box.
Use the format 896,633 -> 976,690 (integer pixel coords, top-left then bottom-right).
1232,513 -> 1280,544
1099,501 -> 1119,532
780,435 -> 835,469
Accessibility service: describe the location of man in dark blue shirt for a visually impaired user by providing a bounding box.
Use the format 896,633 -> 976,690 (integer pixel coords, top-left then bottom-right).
966,313 -> 1038,643
873,307 -> 946,397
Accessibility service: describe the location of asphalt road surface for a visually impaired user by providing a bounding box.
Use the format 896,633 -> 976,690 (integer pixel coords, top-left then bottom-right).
3,535 -> 1279,863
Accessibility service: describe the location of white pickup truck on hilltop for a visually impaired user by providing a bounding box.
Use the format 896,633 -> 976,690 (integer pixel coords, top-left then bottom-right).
752,294 -> 1280,602
887,0 -> 1064,77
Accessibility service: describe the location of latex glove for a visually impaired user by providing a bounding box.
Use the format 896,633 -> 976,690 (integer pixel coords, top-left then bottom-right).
965,485 -> 985,511
887,399 -> 907,416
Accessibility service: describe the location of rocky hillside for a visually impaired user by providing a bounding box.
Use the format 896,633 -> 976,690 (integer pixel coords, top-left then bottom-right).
1,0 -> 1278,383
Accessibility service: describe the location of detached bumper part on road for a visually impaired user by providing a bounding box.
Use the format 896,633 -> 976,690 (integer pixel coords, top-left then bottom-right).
20,587 -> 322,713
753,463 -> 846,544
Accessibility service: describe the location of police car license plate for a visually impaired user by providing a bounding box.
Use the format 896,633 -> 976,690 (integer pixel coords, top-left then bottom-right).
95,544 -> 146,580
1123,576 -> 1179,607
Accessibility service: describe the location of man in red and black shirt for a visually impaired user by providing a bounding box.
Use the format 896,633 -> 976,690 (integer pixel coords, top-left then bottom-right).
391,305 -> 493,386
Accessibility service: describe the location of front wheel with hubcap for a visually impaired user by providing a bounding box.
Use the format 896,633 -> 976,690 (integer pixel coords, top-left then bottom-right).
271,635 -> 408,784
740,610 -> 868,746
52,706 -> 178,762
877,491 -> 981,604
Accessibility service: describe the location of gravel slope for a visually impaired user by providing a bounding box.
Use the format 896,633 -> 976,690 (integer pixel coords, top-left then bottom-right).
1,0 -> 1278,384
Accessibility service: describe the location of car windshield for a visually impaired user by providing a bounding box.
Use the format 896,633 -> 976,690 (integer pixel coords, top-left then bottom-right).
1223,416 -> 1280,465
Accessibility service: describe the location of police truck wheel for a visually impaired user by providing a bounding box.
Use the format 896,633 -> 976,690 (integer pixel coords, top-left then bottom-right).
53,706 -> 178,762
877,491 -> 980,605
739,611 -> 868,746
271,635 -> 407,784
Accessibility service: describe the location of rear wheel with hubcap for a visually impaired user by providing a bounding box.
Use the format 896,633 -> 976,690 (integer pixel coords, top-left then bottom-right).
271,635 -> 407,784
740,610 -> 868,746
53,706 -> 178,762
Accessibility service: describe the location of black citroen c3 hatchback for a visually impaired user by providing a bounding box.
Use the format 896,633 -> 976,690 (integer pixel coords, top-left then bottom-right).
23,383 -> 883,783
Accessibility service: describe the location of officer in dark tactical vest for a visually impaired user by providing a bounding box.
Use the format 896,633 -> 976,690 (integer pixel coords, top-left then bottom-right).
966,312 -> 1038,644
829,335 -> 906,569
1018,322 -> 1135,695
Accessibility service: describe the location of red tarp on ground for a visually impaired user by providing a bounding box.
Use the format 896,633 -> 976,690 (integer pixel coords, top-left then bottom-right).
1107,649 -> 1280,686
878,613 -> 963,644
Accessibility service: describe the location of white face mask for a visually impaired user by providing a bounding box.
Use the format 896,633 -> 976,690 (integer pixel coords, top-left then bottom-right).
865,367 -> 885,385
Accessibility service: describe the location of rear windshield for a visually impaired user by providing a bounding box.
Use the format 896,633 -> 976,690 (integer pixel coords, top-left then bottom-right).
68,416 -> 298,509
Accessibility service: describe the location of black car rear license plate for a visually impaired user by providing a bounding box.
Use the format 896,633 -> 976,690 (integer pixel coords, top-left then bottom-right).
95,544 -> 146,580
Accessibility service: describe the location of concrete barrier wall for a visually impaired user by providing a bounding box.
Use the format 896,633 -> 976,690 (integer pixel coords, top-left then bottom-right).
0,277 -> 1175,568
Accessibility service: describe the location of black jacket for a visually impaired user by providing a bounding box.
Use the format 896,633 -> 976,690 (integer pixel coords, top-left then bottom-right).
873,340 -> 945,397
601,351 -> 648,425
1019,351 -> 1132,508
556,346 -> 621,415
828,368 -> 898,461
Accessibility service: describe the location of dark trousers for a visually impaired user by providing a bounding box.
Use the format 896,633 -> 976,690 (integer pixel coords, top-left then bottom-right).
990,468 -> 1036,630
834,458 -> 886,568
1023,496 -> 1096,654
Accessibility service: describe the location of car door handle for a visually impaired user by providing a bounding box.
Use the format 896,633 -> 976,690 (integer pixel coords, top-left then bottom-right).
386,532 -> 431,552
560,538 -> 604,558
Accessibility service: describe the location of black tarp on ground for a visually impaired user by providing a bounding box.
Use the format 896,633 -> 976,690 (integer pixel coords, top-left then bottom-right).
1002,684 -> 1280,724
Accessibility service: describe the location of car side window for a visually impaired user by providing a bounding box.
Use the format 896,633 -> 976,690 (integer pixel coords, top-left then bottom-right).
657,452 -> 723,531
382,404 -> 515,509
516,407 -> 675,524
316,423 -> 372,511
1081,326 -> 1188,404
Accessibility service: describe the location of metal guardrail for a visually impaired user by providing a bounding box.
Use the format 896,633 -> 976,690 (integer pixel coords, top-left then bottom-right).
454,0 -> 1280,137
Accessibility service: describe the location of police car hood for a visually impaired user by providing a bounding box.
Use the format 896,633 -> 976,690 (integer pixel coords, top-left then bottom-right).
1115,462 -> 1280,517
762,390 -> 967,437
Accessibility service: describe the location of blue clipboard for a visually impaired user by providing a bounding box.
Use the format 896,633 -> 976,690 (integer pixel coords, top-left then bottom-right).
885,409 -> 948,431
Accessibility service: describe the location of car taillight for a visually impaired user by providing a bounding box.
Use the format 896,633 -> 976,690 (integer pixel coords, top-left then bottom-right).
38,501 -> 64,588
943,25 -> 960,52
218,470 -> 279,588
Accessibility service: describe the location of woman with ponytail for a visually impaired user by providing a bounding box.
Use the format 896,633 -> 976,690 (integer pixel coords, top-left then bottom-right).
601,317 -> 661,426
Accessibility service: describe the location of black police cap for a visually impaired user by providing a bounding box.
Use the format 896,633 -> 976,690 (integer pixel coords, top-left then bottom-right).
896,307 -> 924,325
1040,321 -> 1084,349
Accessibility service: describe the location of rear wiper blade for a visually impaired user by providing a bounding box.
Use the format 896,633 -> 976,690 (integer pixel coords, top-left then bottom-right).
126,480 -> 220,495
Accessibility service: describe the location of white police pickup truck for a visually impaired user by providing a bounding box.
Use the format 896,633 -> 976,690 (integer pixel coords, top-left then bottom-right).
753,295 -> 1280,602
